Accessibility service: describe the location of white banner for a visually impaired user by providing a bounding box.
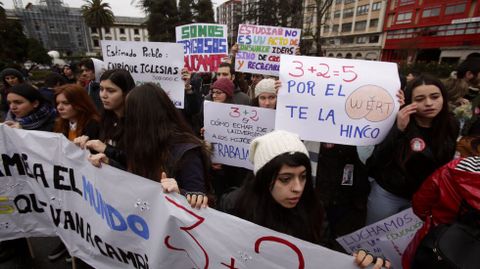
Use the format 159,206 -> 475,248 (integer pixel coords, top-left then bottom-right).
276,55 -> 401,145
0,124 -> 358,268
176,23 -> 228,72
235,24 -> 301,76
203,101 -> 275,169
337,208 -> 423,269
101,40 -> 185,108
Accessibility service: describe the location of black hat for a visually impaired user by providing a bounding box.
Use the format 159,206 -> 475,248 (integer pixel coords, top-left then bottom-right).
0,68 -> 24,82
9,83 -> 45,104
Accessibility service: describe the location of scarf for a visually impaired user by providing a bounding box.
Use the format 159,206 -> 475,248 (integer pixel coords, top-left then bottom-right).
6,103 -> 56,130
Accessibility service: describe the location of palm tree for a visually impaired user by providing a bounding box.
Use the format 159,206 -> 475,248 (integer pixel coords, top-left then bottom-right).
81,0 -> 115,42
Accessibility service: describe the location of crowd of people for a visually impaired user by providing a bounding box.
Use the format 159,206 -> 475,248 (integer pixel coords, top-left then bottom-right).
0,49 -> 479,269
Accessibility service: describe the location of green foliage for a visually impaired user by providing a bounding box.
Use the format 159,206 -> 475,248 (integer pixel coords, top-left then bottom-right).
142,0 -> 178,42
0,20 -> 29,68
399,61 -> 455,79
81,0 -> 115,40
178,0 -> 194,24
27,38 -> 51,64
194,0 -> 214,23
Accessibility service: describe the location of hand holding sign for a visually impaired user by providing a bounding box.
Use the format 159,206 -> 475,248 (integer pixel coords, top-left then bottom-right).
160,172 -> 180,194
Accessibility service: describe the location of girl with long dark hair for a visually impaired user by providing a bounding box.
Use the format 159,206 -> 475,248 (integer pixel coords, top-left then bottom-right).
366,75 -> 459,224
223,130 -> 323,243
75,69 -> 135,167
123,83 -> 211,208
221,130 -> 390,269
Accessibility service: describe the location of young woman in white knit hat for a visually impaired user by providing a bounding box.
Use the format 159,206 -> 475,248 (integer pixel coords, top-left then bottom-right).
220,130 -> 390,269
252,78 -> 277,109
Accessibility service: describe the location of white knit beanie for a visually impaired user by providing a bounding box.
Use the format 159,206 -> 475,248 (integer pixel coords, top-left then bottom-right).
254,78 -> 277,98
249,130 -> 309,174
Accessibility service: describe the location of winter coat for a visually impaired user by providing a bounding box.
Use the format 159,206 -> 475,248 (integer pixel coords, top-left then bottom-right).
367,122 -> 457,199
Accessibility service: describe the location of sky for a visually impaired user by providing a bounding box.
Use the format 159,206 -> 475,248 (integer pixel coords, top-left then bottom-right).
2,0 -> 228,18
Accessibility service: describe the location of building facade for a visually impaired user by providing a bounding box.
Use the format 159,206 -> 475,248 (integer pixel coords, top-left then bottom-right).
216,0 -> 242,46
89,16 -> 148,54
13,0 -> 91,55
318,0 -> 388,60
382,0 -> 480,63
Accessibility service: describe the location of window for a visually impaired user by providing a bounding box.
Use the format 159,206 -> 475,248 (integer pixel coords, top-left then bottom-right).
93,39 -> 99,47
372,2 -> 382,11
355,20 -> 367,31
422,7 -> 440,18
324,24 -> 330,32
369,35 -> 379,43
343,8 -> 354,18
76,27 -> 80,32
357,36 -> 368,43
134,37 -> 141,41
105,28 -> 111,34
445,3 -> 466,15
398,0 -> 415,6
334,10 -> 341,18
396,12 -> 413,24
105,36 -> 112,40
120,37 -> 127,41
357,4 -> 369,15
91,27 -> 97,33
332,24 -> 339,32
344,0 -> 354,4
342,37 -> 354,44
120,28 -> 125,34
370,18 -> 379,27
342,23 -> 352,32
134,29 -> 139,35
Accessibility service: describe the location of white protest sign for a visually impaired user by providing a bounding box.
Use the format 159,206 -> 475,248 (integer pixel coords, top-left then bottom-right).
203,101 -> 275,169
0,124 -> 358,269
176,23 -> 228,72
101,40 -> 185,108
337,208 -> 423,269
235,24 -> 301,76
275,55 -> 401,145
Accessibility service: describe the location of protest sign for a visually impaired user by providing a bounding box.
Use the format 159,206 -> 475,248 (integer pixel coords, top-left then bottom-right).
0,124 -> 358,268
176,23 -> 228,72
101,40 -> 185,108
203,101 -> 275,169
337,208 -> 423,269
235,24 -> 301,76
275,55 -> 401,145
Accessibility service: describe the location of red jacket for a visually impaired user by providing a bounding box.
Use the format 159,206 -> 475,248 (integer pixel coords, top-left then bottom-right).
412,157 -> 480,225
402,157 -> 480,269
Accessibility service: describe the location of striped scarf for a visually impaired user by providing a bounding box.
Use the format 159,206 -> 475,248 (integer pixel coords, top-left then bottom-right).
456,156 -> 480,173
6,103 -> 56,130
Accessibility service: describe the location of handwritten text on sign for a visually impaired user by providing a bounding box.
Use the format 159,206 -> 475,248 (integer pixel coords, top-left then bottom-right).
337,208 -> 422,269
176,23 -> 228,72
275,55 -> 400,146
204,101 -> 275,169
0,124 -> 358,269
101,40 -> 185,108
235,24 -> 301,76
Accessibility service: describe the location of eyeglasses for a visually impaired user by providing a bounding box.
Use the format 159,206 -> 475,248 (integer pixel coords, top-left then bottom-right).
211,90 -> 226,96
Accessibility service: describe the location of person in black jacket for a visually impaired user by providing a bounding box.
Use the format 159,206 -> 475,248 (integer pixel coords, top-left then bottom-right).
121,83 -> 211,208
75,69 -> 135,169
366,75 -> 459,224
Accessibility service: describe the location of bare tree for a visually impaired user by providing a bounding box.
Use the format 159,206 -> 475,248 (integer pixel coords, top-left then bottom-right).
303,0 -> 333,56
